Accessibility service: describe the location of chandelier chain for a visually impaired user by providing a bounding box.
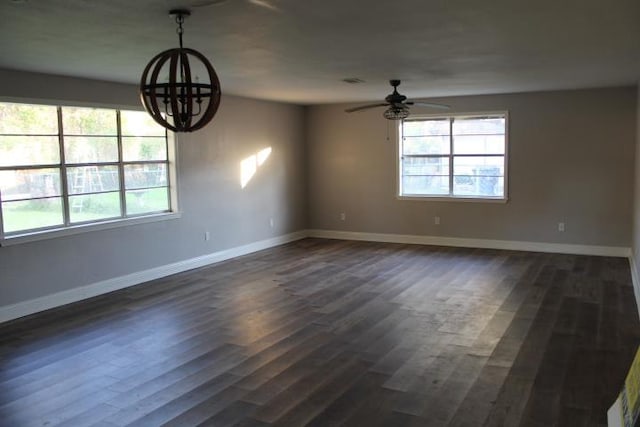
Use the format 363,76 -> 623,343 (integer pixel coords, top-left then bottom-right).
175,13 -> 185,49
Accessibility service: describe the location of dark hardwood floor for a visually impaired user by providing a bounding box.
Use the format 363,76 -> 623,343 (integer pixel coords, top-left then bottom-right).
1,238 -> 639,426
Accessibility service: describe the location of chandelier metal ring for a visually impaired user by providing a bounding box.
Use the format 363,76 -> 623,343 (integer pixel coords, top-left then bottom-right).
139,9 -> 221,133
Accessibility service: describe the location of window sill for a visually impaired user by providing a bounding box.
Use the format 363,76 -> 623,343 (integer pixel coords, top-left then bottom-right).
0,212 -> 182,246
397,195 -> 508,203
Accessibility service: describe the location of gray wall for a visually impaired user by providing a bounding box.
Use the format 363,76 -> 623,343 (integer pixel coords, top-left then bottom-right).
307,87 -> 637,246
0,69 -> 307,307
633,84 -> 640,274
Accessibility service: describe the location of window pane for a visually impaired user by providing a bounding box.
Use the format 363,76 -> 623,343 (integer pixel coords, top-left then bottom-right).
454,176 -> 504,197
453,135 -> 505,155
67,166 -> 120,195
453,156 -> 504,197
62,107 -> 117,135
0,168 -> 61,201
402,156 -> 449,176
126,187 -> 169,215
0,136 -> 60,166
69,191 -> 121,223
403,136 -> 449,155
2,197 -> 64,233
124,164 -> 167,189
402,176 -> 449,195
453,156 -> 504,176
122,137 -> 167,161
403,119 -> 449,137
0,102 -> 58,135
453,117 -> 505,135
121,110 -> 166,136
65,137 -> 118,163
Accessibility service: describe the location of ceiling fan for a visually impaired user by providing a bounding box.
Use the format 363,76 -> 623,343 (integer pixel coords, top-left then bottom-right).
191,0 -> 279,12
345,80 -> 449,120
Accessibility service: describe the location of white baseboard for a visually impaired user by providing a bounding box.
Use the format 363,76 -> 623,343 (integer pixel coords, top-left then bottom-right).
0,231 -> 307,324
307,229 -> 631,257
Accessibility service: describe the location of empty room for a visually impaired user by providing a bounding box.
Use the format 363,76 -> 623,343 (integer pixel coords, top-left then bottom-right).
1,0 -> 640,426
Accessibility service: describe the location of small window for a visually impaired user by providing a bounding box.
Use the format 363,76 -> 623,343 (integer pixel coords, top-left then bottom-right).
399,113 -> 507,200
0,102 -> 175,238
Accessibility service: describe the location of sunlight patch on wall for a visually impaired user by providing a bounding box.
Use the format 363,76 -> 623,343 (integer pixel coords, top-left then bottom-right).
240,147 -> 272,188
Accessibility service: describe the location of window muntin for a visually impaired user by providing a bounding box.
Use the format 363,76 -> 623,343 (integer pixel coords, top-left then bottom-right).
0,102 -> 173,237
399,114 -> 507,200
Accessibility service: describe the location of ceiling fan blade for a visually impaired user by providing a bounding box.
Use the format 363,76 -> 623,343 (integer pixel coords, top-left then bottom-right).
249,0 -> 280,11
345,103 -> 390,113
191,0 -> 279,11
191,0 -> 232,7
406,100 -> 450,110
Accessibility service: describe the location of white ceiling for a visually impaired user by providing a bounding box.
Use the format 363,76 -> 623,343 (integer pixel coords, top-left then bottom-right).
1,0 -> 639,104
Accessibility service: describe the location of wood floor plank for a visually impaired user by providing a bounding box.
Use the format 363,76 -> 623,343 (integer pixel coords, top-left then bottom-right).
120,373 -> 242,426
0,238 -> 638,426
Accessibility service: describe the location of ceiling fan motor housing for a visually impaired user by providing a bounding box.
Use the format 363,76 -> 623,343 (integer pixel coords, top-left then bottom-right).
385,80 -> 407,104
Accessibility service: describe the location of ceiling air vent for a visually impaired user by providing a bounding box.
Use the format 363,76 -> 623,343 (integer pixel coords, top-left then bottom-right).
342,78 -> 365,84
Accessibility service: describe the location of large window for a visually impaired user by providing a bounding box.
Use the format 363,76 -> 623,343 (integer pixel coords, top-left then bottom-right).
399,113 -> 507,200
0,102 -> 174,238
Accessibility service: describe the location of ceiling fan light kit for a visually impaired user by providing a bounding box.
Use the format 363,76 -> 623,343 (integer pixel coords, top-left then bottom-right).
383,106 -> 410,120
139,9 -> 221,133
345,80 -> 449,120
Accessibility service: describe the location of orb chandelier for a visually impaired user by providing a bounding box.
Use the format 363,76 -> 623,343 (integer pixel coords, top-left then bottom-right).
140,9 -> 221,133
383,105 -> 410,120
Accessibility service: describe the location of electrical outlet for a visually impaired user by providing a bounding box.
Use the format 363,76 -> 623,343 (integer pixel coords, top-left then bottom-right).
204,231 -> 210,241
434,216 -> 440,225
340,212 -> 346,221
558,222 -> 565,232
269,218 -> 274,228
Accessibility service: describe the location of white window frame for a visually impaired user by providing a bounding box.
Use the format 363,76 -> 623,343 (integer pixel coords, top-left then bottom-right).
396,111 -> 509,203
0,99 -> 180,246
